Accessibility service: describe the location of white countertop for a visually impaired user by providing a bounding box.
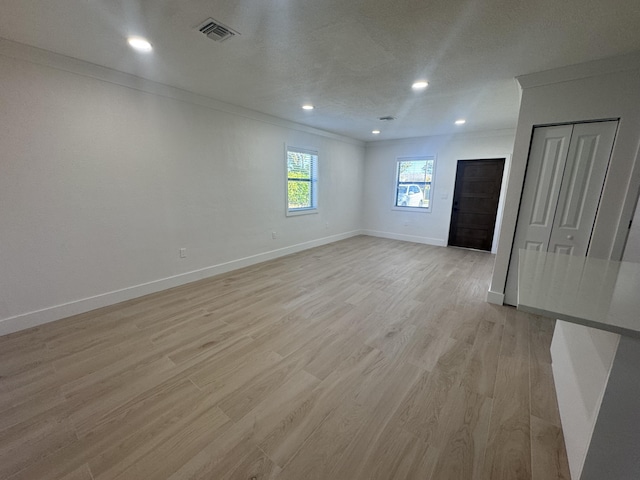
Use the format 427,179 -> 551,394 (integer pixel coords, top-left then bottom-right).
517,249 -> 640,338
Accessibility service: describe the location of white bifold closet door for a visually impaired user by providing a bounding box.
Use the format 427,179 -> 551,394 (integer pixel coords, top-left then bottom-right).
504,121 -> 618,306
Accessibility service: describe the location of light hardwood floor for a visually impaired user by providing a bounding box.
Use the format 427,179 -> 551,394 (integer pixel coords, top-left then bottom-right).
0,236 -> 570,480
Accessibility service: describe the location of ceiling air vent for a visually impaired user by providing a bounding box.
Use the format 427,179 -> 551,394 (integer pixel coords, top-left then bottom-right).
197,18 -> 239,42
378,116 -> 396,121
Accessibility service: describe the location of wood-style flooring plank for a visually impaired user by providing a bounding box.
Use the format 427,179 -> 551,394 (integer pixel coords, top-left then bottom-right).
258,344 -> 384,468
89,403 -> 230,480
530,415 -> 571,480
326,361 -> 424,479
529,316 -> 563,427
482,311 -> 532,480
429,387 -> 493,480
461,319 -> 504,398
58,464 -> 94,480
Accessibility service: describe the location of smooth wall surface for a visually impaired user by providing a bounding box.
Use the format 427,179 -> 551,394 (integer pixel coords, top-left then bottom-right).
622,189 -> 640,262
362,131 -> 515,251
581,335 -> 640,480
500,53 -> 640,480
0,48 -> 365,335
550,322 -> 619,480
491,53 -> 640,300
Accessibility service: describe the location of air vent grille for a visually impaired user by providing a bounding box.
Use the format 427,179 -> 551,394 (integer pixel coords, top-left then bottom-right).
197,18 -> 239,42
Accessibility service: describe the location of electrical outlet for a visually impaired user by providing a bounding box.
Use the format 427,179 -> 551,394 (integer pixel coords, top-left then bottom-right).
271,231 -> 277,239
179,248 -> 187,258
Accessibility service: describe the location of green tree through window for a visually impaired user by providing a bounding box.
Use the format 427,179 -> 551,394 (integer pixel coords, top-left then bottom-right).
287,147 -> 318,214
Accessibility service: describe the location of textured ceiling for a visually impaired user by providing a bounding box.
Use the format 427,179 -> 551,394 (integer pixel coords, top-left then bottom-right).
1,0 -> 640,141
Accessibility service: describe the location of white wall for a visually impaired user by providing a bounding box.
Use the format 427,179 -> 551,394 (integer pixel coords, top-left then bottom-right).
622,190 -> 640,262
362,131 -> 515,250
550,323 -> 619,480
580,335 -> 640,480
493,52 -> 640,480
490,52 -> 640,301
0,45 -> 365,335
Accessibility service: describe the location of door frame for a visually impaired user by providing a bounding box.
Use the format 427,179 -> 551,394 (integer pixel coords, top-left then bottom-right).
447,157 -> 508,253
503,120 -> 618,305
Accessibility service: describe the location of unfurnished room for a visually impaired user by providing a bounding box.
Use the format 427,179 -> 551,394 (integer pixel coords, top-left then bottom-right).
2,1 -> 640,479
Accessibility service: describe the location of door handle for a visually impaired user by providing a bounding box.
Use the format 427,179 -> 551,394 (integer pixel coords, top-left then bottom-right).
567,235 -> 573,240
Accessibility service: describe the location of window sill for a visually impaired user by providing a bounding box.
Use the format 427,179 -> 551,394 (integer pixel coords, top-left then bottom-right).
286,208 -> 319,217
391,206 -> 432,213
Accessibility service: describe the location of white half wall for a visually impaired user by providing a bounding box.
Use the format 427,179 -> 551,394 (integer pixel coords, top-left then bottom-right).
550,322 -> 619,480
622,189 -> 640,262
363,131 -> 515,250
0,44 -> 365,335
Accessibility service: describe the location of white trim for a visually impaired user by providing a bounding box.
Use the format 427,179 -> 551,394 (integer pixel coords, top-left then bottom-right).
486,290 -> 505,305
390,206 -> 431,213
516,51 -> 640,89
0,37 -> 364,147
365,128 -> 517,148
0,230 -> 363,336
285,209 -> 319,217
362,229 -> 446,246
491,154 -> 512,254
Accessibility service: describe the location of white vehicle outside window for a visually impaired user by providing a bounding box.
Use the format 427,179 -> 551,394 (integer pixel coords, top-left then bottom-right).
393,157 -> 435,212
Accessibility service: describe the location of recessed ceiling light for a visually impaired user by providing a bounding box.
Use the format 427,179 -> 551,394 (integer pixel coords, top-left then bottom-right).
455,119 -> 466,125
411,81 -> 429,90
127,36 -> 153,53
302,104 -> 314,110
372,130 -> 381,135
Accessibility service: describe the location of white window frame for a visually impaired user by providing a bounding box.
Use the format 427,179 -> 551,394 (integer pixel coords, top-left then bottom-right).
286,145 -> 319,216
392,156 -> 436,213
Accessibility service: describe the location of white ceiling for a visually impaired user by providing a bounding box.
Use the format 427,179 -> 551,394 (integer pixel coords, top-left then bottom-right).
1,0 -> 640,141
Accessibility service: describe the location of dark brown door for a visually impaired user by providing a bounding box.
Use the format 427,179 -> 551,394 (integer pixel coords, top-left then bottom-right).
448,158 -> 505,251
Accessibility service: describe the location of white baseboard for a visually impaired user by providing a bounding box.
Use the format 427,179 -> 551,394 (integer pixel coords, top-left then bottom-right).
0,230 -> 363,336
361,229 -> 446,247
486,290 -> 505,305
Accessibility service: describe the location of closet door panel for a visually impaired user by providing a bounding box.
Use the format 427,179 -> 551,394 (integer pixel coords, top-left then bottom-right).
548,121 -> 618,256
504,125 -> 573,305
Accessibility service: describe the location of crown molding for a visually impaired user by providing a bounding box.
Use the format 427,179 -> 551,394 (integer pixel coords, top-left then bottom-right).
517,51 -> 640,90
364,128 -> 517,148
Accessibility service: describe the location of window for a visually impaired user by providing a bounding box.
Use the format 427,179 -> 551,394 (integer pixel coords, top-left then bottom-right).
286,146 -> 318,215
394,157 -> 435,211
